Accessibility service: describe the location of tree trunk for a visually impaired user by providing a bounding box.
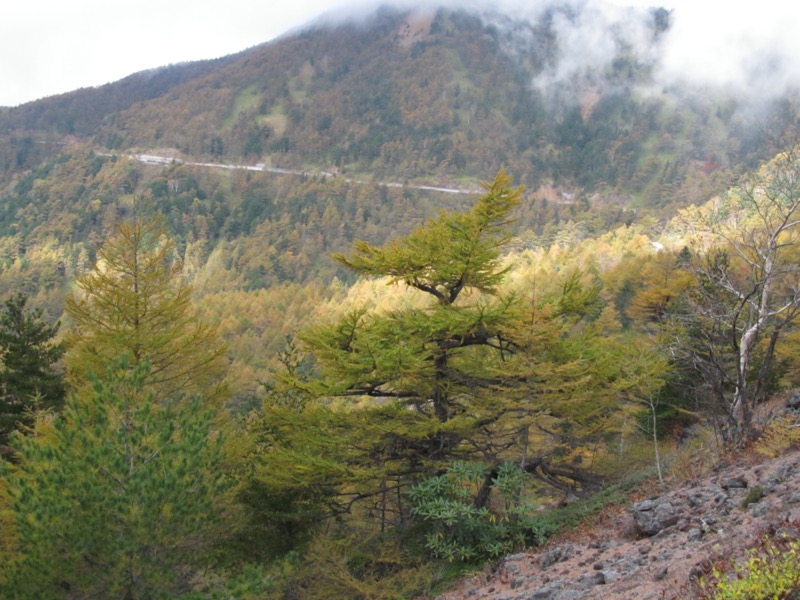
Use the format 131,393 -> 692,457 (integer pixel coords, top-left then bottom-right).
473,468 -> 498,509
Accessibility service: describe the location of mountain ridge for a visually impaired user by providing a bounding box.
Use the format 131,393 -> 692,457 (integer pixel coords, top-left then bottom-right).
3,4 -> 792,204
4,7 -> 800,595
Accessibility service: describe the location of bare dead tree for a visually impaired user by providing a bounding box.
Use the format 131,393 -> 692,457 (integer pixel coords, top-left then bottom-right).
675,142 -> 800,443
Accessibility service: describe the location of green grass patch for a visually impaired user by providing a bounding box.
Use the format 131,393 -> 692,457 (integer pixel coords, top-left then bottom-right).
258,112 -> 288,138
225,85 -> 263,129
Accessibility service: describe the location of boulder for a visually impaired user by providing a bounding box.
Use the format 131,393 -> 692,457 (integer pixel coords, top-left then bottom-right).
786,390 -> 800,411
720,476 -> 748,490
541,545 -> 573,568
631,499 -> 680,536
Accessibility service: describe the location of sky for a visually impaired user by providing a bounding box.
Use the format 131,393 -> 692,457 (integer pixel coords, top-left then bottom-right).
1,0 -> 356,107
2,0 -> 800,107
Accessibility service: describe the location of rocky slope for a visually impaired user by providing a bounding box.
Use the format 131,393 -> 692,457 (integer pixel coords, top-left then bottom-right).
437,445 -> 800,599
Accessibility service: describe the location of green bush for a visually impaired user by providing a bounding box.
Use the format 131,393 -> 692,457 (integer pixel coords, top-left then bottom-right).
701,535 -> 800,599
409,461 -> 554,562
740,485 -> 765,510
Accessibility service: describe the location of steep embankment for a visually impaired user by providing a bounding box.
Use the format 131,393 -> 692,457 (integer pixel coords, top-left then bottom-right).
440,442 -> 800,599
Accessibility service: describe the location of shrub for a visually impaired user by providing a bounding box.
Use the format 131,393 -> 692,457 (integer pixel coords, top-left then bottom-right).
281,532 -> 439,600
740,485 -> 765,510
409,461 -> 552,562
694,527 -> 800,599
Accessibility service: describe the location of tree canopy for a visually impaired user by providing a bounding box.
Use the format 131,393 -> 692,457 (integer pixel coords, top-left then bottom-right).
1,361 -> 226,599
665,147 -> 800,443
0,293 -> 64,450
64,212 -> 228,403
243,170 -> 638,554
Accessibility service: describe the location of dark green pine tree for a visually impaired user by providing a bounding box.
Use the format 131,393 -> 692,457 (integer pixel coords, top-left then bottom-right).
2,360 -> 227,599
0,293 -> 65,448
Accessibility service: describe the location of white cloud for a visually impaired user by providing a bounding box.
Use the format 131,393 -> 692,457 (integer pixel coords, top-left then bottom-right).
3,0 -> 800,107
655,1 -> 800,95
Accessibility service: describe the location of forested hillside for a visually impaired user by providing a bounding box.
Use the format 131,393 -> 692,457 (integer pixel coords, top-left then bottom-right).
0,4 -> 797,392
1,7 -> 790,193
2,3 -> 800,598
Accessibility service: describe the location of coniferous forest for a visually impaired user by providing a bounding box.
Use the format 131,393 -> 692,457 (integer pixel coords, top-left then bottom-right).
2,4 -> 800,598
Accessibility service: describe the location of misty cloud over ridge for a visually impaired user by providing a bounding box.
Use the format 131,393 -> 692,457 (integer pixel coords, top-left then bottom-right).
317,0 -> 800,100
3,0 -> 797,107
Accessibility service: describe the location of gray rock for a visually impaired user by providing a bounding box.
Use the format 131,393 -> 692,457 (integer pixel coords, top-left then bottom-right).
772,463 -> 794,482
679,424 -> 700,444
506,553 -> 528,562
786,389 -> 800,410
687,493 -> 705,508
721,476 -> 748,490
654,566 -> 669,581
527,584 -> 559,600
574,574 -> 594,591
601,570 -> 620,584
750,500 -> 770,517
541,545 -> 572,568
783,492 -> 800,505
634,498 -> 657,511
687,527 -> 703,542
631,499 -> 680,536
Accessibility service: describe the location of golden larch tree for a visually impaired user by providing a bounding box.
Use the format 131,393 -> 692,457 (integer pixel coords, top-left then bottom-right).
64,213 -> 227,403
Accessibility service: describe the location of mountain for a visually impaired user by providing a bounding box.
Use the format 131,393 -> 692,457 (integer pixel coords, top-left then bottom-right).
0,3 -> 798,393
3,6 -> 794,196
5,8 -> 800,595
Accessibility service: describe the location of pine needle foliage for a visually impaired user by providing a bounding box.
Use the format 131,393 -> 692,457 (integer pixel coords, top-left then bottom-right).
302,170 -> 526,473
64,213 -> 227,403
1,360 -> 227,599
0,293 -> 65,447
255,170 -> 631,541
0,476 -> 17,585
284,530 -> 439,600
333,168 -> 521,304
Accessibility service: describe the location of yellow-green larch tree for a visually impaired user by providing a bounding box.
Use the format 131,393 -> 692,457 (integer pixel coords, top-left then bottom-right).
64,212 -> 227,403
